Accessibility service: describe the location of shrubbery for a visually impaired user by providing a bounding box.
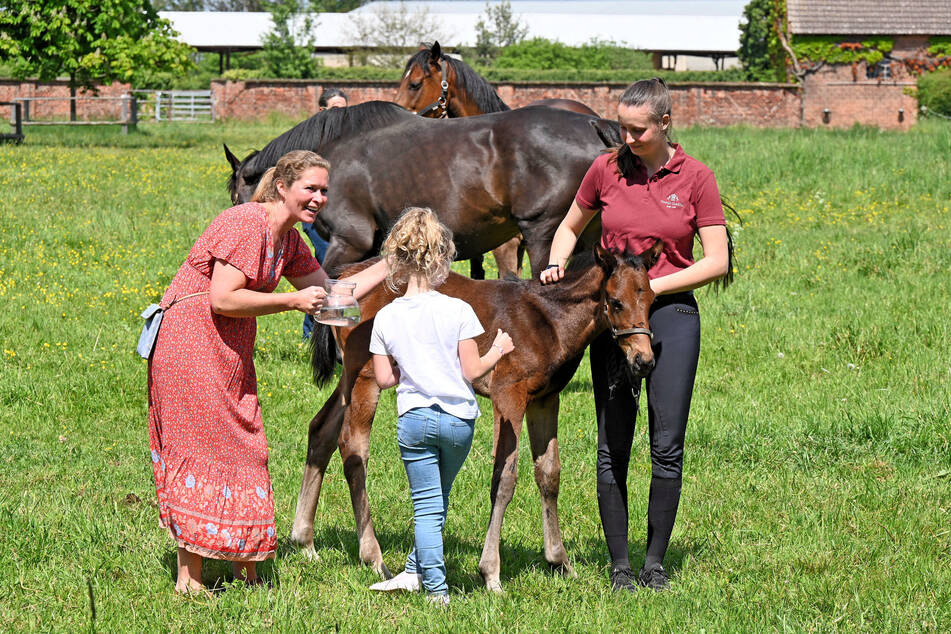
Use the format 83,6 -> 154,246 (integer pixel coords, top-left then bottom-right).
492,38 -> 654,71
918,68 -> 951,117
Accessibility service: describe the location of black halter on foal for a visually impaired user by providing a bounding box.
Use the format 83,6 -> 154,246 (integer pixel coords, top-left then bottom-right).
415,59 -> 450,118
602,304 -> 654,341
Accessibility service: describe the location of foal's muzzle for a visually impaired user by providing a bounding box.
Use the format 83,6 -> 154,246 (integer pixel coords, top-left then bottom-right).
626,353 -> 656,382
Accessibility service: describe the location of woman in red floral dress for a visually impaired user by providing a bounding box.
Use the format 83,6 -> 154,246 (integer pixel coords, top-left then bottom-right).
148,150 -> 387,595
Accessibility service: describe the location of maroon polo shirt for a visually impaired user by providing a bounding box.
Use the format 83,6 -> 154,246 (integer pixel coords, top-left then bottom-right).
575,144 -> 725,279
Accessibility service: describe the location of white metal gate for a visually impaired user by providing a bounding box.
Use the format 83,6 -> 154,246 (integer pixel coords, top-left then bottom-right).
146,90 -> 215,121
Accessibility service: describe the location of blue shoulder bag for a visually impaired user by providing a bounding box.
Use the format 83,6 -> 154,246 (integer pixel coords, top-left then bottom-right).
136,292 -> 208,360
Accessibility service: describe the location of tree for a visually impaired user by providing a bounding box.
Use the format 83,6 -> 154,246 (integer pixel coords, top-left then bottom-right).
151,0 -> 367,9
346,0 -> 451,67
260,0 -> 319,78
474,0 -> 528,65
737,0 -> 787,82
0,0 -> 195,120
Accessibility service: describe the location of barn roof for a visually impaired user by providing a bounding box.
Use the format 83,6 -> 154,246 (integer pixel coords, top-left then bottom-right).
787,0 -> 951,36
160,1 -> 746,54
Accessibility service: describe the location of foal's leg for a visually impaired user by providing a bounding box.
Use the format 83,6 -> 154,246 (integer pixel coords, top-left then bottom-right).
478,397 -> 526,592
291,384 -> 346,559
338,371 -> 391,578
525,394 -> 574,575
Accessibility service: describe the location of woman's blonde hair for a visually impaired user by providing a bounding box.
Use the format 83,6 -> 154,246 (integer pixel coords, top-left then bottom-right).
381,207 -> 456,292
251,150 -> 331,203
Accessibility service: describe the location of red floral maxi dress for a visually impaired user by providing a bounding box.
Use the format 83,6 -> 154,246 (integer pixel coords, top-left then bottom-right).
148,203 -> 320,561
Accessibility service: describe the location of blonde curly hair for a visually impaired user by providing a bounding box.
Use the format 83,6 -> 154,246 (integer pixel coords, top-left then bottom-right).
381,207 -> 456,293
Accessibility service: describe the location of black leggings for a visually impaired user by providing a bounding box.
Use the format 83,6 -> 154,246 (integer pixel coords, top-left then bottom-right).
591,292 -> 700,569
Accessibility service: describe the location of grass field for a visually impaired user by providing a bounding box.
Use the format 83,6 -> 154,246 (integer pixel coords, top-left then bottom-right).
0,117 -> 949,632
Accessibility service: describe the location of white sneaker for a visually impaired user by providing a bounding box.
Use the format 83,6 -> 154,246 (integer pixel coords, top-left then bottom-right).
369,570 -> 422,593
427,593 -> 450,607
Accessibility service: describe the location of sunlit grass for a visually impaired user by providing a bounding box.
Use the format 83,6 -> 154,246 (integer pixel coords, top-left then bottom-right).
0,120 -> 949,631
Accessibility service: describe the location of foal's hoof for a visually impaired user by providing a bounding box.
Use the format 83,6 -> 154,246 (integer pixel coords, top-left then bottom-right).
551,560 -> 576,578
297,543 -> 320,561
484,579 -> 503,594
370,560 -> 393,580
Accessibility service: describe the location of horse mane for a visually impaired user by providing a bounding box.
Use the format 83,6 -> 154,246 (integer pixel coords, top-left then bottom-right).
406,47 -> 511,114
236,101 -> 412,182
537,248 -> 653,302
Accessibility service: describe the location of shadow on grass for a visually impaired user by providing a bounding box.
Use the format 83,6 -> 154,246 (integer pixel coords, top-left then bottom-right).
308,524 -> 557,592
161,547 -> 281,591
306,523 -> 705,591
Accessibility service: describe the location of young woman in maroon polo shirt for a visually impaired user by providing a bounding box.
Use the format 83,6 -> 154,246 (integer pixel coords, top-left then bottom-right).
541,78 -> 731,592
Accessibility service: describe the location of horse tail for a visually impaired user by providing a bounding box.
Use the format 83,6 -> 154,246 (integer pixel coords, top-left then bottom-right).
310,323 -> 338,387
715,196 -> 742,291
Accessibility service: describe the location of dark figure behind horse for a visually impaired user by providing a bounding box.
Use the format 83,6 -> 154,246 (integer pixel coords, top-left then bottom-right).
290,242 -> 662,591
225,101 -> 617,280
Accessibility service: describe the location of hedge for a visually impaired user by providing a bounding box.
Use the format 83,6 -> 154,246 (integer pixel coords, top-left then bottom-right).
221,65 -> 750,84
918,68 -> 951,117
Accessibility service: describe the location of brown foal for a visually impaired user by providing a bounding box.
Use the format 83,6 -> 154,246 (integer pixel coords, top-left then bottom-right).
291,242 -> 662,591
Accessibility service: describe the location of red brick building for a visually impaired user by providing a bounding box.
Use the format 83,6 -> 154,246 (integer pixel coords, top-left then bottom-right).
787,0 -> 951,129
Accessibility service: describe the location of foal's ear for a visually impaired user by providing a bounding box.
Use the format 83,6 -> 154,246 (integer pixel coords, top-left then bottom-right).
593,243 -> 617,271
430,41 -> 443,62
640,239 -> 664,271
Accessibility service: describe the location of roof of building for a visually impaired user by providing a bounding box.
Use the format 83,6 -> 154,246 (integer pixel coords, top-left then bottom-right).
787,0 -> 951,35
160,1 -> 746,54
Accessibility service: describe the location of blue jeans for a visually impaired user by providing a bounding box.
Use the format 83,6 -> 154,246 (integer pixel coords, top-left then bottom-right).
398,405 -> 475,595
300,221 -> 329,341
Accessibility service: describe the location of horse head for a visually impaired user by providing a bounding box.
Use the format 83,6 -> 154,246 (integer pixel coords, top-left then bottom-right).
594,240 -> 664,379
224,144 -> 259,204
395,41 -> 452,117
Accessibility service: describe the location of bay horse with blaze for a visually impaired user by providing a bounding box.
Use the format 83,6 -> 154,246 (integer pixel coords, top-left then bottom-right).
394,41 -> 600,277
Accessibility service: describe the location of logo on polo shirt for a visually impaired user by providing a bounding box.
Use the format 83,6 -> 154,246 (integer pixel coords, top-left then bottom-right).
663,193 -> 684,209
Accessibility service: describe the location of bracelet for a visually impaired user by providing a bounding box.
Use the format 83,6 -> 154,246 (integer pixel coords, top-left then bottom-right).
495,344 -> 505,356
544,263 -> 560,270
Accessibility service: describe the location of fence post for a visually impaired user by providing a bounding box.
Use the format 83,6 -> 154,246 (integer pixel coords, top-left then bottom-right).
124,95 -> 138,134
13,102 -> 22,142
156,91 -> 162,122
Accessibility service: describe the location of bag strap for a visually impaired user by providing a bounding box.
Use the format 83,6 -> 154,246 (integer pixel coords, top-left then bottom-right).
165,291 -> 209,310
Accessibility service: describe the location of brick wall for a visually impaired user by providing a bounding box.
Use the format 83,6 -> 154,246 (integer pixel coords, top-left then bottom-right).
212,80 -> 396,120
0,80 -> 132,121
798,35 -> 926,130
212,79 -> 803,128
0,72 -> 919,130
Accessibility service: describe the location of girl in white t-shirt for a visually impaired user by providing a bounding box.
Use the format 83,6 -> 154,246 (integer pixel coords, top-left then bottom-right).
368,207 -> 514,604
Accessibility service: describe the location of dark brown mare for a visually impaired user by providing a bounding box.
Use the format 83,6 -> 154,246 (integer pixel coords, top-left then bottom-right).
225,101 -> 617,281
290,241 -> 663,591
394,41 -> 600,277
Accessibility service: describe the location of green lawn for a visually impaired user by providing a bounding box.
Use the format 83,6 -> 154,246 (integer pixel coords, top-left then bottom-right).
0,119 -> 948,631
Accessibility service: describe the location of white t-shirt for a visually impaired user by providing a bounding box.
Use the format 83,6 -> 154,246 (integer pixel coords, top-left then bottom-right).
369,290 -> 485,419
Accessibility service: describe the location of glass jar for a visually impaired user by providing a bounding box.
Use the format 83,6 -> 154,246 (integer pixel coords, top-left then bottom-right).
315,279 -> 361,327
